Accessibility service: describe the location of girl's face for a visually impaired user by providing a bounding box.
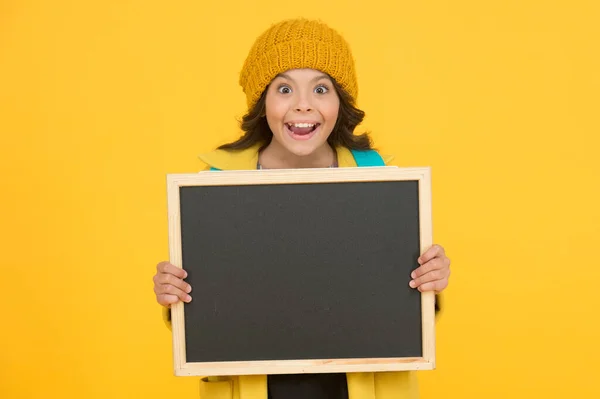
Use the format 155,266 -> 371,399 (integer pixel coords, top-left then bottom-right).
264,68 -> 340,158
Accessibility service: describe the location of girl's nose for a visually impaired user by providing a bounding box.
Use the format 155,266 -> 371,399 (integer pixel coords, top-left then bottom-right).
294,92 -> 313,112
294,104 -> 313,112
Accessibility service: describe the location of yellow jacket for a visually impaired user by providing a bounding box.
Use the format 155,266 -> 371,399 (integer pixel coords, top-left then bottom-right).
163,143 -> 435,399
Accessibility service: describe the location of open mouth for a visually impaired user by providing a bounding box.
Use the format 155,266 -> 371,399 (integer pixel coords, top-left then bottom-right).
285,122 -> 321,141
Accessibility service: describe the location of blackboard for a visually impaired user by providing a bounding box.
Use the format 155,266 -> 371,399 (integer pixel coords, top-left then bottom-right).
167,166 -> 435,376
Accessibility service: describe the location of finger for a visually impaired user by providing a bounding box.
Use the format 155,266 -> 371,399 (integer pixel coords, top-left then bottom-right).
155,273 -> 192,294
409,269 -> 449,288
157,293 -> 183,306
157,261 -> 187,279
156,284 -> 192,303
411,258 -> 445,279
416,279 -> 448,293
417,244 -> 445,265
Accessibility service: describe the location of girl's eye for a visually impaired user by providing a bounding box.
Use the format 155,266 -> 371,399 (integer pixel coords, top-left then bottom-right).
314,85 -> 329,94
278,85 -> 292,94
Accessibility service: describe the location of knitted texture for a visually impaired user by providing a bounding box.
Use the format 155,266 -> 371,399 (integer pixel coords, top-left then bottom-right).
239,18 -> 358,109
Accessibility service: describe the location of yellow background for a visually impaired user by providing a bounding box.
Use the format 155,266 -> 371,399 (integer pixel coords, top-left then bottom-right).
2,1 -> 599,398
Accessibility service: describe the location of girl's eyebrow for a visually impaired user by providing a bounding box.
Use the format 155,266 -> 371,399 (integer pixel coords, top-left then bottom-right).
276,73 -> 330,83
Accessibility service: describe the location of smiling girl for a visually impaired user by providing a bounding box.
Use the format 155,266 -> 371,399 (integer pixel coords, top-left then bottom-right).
153,18 -> 451,399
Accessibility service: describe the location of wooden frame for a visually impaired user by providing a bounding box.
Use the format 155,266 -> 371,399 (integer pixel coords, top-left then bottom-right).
166,166 -> 435,377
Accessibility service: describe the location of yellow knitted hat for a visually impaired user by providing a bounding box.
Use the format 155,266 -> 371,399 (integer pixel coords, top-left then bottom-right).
239,18 -> 358,109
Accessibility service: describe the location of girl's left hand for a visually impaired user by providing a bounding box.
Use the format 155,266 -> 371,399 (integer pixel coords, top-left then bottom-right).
409,244 -> 451,294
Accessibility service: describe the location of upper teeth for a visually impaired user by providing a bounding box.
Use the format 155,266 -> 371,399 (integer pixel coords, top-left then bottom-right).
290,123 -> 315,128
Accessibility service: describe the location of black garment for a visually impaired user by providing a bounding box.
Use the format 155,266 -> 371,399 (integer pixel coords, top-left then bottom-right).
268,373 -> 349,399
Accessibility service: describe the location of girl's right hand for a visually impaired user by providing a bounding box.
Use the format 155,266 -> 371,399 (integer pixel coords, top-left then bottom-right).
153,261 -> 192,307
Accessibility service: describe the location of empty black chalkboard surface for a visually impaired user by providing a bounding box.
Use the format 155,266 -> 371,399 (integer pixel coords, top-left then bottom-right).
166,166 -> 435,376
